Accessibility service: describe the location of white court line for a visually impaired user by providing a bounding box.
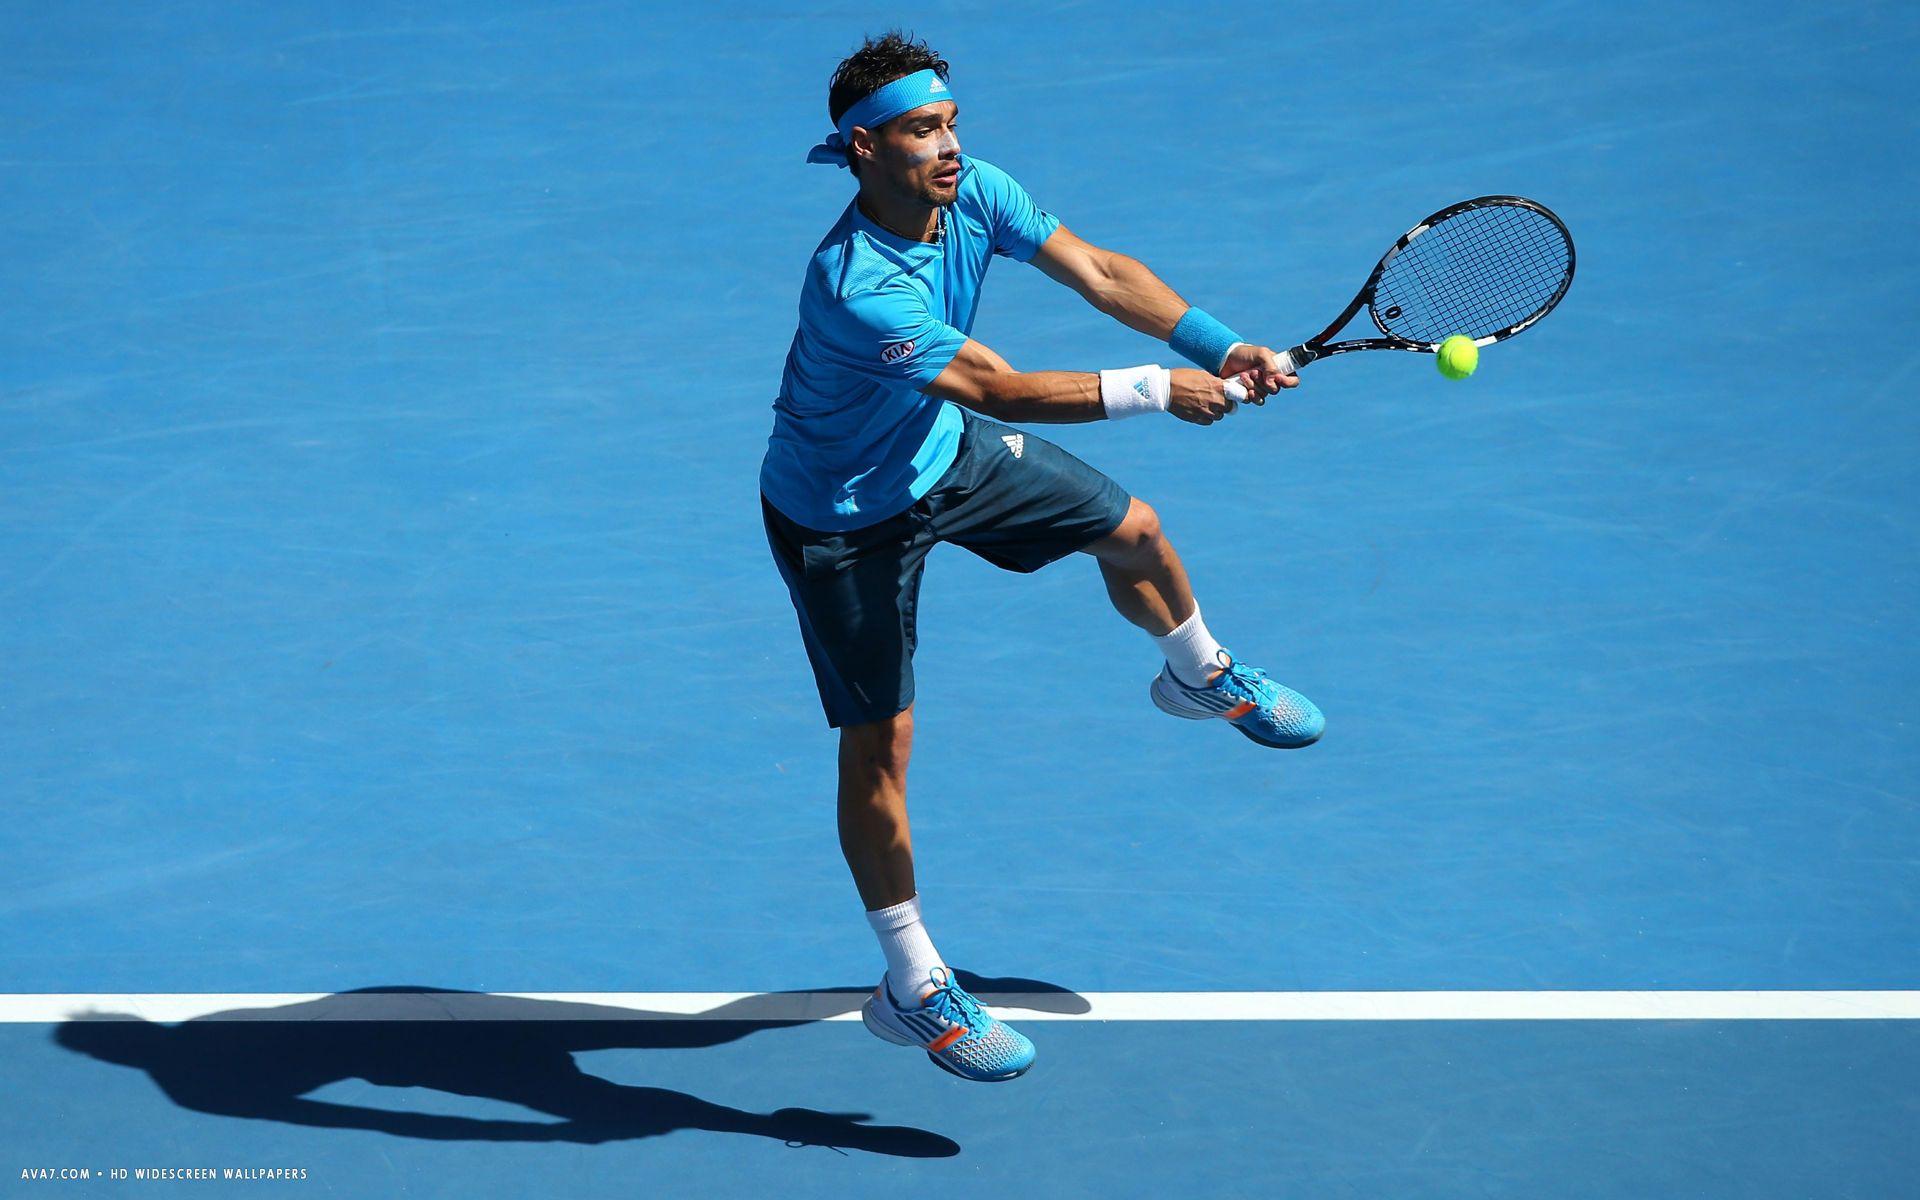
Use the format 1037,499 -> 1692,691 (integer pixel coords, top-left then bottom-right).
2,991 -> 1917,1024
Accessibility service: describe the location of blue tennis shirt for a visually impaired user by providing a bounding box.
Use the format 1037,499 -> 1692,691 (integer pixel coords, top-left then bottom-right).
761,156 -> 1061,531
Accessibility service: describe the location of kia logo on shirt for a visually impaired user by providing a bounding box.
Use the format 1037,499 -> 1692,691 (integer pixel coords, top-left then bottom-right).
881,340 -> 915,364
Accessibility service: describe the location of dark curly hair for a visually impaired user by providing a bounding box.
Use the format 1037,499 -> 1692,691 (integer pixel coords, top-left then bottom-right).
827,31 -> 950,175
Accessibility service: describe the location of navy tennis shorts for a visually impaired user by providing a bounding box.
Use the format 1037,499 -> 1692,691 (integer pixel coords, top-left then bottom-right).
764,409 -> 1133,728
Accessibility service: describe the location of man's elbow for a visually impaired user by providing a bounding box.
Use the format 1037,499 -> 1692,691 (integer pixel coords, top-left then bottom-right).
962,371 -> 1017,421
1081,251 -> 1136,313
926,341 -> 1022,419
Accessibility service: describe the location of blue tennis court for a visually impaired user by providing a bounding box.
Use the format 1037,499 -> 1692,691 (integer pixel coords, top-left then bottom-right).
3,1 -> 1916,1194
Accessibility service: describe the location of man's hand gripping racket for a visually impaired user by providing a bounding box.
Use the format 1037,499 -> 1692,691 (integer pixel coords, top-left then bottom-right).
1221,195 -> 1576,405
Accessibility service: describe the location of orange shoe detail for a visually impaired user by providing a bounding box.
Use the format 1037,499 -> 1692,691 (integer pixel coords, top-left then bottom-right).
926,1024 -> 967,1053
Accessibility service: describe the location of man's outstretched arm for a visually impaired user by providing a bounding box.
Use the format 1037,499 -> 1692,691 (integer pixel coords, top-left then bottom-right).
924,338 -> 1237,427
1029,225 -> 1298,396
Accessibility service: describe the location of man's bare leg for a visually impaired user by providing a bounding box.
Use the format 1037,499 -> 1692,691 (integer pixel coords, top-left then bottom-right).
1088,495 -> 1326,746
837,706 -> 917,911
1086,497 -> 1196,636
840,704 -> 958,1007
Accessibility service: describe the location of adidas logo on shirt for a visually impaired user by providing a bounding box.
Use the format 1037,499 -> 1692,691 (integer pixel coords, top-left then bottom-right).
1001,433 -> 1024,458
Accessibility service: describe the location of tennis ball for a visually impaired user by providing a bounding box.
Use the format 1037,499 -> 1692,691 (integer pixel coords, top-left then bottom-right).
1437,335 -> 1479,380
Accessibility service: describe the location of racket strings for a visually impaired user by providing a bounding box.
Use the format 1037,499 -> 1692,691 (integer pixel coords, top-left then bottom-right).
1422,206 -> 1569,323
1392,210 -> 1564,339
1373,203 -> 1572,345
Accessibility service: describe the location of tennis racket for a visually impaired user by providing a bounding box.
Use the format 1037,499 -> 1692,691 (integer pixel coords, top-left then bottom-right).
1222,195 -> 1575,403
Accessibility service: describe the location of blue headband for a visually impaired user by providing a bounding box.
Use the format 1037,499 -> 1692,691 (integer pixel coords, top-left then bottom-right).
806,69 -> 954,167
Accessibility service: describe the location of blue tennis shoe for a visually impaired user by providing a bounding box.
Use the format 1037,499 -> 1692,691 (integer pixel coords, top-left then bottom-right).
861,967 -> 1036,1082
1151,651 -> 1325,748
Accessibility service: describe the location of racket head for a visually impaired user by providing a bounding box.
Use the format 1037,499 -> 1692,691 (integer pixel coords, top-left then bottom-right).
1364,196 -> 1575,349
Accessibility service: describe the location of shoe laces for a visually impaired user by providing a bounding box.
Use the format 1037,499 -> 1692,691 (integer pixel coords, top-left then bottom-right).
921,967 -> 986,1037
1211,650 -> 1271,704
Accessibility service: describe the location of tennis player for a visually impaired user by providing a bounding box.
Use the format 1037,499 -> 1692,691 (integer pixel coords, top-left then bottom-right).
762,32 -> 1323,1083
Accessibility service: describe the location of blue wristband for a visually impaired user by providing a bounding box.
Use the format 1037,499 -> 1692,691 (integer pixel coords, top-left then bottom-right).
1168,307 -> 1244,373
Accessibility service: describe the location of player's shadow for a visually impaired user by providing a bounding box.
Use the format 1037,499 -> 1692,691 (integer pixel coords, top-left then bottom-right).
53,971 -> 1089,1157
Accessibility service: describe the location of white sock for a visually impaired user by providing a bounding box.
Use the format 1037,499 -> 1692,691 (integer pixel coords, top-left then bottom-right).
1155,606 -> 1227,687
865,894 -> 946,1008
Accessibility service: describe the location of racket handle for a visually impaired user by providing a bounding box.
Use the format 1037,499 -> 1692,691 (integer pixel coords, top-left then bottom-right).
1221,348 -> 1302,405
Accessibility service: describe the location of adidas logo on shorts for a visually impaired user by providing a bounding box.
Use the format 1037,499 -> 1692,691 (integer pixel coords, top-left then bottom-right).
1001,433 -> 1024,458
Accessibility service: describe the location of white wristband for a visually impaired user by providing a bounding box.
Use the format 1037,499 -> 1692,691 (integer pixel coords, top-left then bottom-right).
1099,364 -> 1171,420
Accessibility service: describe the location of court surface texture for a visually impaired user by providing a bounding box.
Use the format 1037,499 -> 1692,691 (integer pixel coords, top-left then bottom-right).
3,1 -> 1916,1196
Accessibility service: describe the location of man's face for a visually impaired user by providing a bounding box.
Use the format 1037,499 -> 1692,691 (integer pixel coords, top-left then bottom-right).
858,100 -> 961,205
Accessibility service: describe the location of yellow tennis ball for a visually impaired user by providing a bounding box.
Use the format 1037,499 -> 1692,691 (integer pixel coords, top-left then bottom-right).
1436,335 -> 1478,380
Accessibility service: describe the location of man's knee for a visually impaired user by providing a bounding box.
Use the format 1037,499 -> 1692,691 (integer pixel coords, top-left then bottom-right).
1096,497 -> 1166,564
840,707 -> 914,778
